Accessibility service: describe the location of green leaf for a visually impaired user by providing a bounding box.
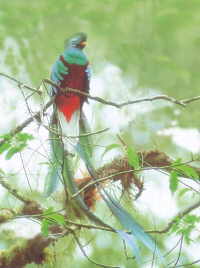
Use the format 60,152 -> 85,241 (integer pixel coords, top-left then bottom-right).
178,165 -> 199,180
43,208 -> 65,225
170,171 -> 179,193
41,219 -> 50,236
0,142 -> 11,154
178,188 -> 191,197
48,213 -> 65,225
5,144 -> 26,159
172,159 -> 199,179
102,143 -> 121,158
170,217 -> 180,233
127,146 -> 140,170
16,133 -> 34,142
43,207 -> 54,215
39,162 -> 50,166
0,132 -> 34,159
170,214 -> 199,244
0,134 -> 12,140
184,215 -> 199,224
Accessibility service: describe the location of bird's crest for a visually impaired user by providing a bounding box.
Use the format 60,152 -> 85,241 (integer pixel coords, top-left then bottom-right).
65,32 -> 87,48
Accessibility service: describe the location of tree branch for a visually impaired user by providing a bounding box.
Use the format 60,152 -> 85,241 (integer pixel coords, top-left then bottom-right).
0,98 -> 54,146
0,73 -> 199,148
73,150 -> 199,207
182,95 -> 200,104
44,79 -> 187,108
68,227 -> 119,268
46,125 -> 109,139
148,199 -> 200,234
0,175 -> 31,204
0,234 -> 53,268
0,72 -> 42,95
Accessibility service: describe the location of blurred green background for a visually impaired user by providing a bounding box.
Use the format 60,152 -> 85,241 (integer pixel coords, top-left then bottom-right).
0,0 -> 200,267
1,0 -> 199,143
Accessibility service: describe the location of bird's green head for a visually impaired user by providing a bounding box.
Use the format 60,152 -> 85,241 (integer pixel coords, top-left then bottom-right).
65,32 -> 87,49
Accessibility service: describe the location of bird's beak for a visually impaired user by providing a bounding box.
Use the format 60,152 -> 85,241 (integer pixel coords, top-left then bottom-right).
80,41 -> 87,47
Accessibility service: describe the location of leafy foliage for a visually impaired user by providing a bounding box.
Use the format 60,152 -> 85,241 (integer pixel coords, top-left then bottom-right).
0,133 -> 34,159
1,0 -> 200,266
102,143 -> 121,158
169,170 -> 179,193
171,214 -> 200,244
172,159 -> 199,180
41,207 -> 65,237
169,159 -> 200,193
126,146 -> 141,170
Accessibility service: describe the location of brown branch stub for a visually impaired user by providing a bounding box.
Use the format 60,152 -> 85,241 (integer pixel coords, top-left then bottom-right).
21,201 -> 43,216
0,201 -> 43,225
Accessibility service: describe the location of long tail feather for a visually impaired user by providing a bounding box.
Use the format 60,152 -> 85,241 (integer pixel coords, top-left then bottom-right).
44,110 -> 64,196
102,192 -> 164,263
117,230 -> 142,264
75,121 -> 165,264
62,155 -> 114,229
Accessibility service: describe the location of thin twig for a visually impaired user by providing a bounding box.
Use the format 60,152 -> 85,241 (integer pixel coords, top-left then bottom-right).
0,72 -> 42,95
65,219 -> 114,233
0,98 -> 54,147
46,125 -> 109,139
68,227 -> 120,268
172,235 -> 183,267
71,159 -> 199,200
182,95 -> 200,104
19,152 -> 33,192
0,175 -> 30,203
148,199 -> 200,234
164,236 -> 183,257
169,259 -> 200,267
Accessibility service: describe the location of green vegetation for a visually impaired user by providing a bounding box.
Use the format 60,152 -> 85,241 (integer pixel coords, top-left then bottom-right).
0,1 -> 200,267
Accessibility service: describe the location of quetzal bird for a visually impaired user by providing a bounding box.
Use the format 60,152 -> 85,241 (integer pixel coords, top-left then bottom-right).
51,32 -> 90,152
45,32 -> 164,265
